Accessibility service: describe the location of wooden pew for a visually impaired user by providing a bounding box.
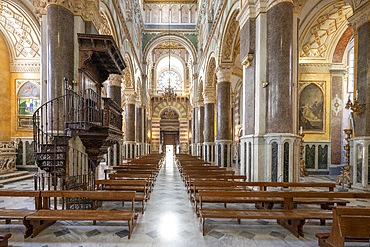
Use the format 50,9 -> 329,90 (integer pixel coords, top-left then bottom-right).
316,206 -> 370,247
25,190 -> 137,239
108,173 -> 154,191
0,190 -> 41,238
96,179 -> 149,213
198,191 -> 368,237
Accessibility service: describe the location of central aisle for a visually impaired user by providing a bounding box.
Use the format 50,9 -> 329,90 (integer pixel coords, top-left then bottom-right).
131,147 -> 208,246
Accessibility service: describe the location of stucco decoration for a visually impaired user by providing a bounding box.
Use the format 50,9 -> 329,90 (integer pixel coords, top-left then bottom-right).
331,94 -> 343,116
0,1 -> 40,60
221,11 -> 239,63
205,57 -> 216,87
300,2 -> 352,60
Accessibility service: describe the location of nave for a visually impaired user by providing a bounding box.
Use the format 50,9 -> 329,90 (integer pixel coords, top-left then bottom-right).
1,150 -> 369,246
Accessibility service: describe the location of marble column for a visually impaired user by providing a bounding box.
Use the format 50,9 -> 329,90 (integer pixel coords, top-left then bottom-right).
348,13 -> 370,189
107,74 -> 122,106
203,91 -> 215,163
191,107 -> 197,156
123,93 -> 136,159
266,2 -> 293,133
197,102 -> 204,158
215,67 -> 232,167
135,104 -> 143,157
46,5 -> 74,100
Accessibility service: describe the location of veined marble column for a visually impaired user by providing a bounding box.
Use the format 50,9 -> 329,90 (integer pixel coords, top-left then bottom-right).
190,107 -> 197,156
203,91 -> 215,163
106,74 -> 123,165
266,2 -> 293,133
197,102 -> 204,158
135,104 -> 144,158
349,13 -> 370,189
215,67 -> 232,167
123,93 -> 136,159
46,5 -> 74,100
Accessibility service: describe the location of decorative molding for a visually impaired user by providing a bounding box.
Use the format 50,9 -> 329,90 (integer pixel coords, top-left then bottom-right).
299,63 -> 332,74
10,62 -> 40,73
124,92 -> 137,104
300,2 -> 352,59
221,11 -> 239,63
0,2 -> 40,60
205,58 -> 216,87
332,93 -> 343,116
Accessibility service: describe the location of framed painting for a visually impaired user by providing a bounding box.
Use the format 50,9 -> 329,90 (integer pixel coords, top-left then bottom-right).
16,80 -> 40,129
299,83 -> 325,132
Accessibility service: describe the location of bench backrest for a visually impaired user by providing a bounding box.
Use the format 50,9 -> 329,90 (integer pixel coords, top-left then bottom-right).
39,190 -> 136,210
335,206 -> 370,239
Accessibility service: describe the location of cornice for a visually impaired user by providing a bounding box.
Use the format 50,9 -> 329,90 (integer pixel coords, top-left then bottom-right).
299,63 -> 332,74
10,62 -> 40,73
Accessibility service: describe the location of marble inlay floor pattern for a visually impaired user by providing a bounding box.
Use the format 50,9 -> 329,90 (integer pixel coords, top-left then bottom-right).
0,154 -> 369,246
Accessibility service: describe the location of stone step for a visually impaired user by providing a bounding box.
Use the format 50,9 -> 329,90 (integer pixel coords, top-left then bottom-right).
0,171 -> 35,186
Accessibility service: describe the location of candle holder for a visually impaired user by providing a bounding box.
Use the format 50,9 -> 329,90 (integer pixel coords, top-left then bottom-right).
299,133 -> 307,177
345,95 -> 364,117
336,128 -> 352,190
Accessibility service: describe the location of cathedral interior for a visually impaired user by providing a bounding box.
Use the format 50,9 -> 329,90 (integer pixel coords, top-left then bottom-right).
0,0 -> 370,246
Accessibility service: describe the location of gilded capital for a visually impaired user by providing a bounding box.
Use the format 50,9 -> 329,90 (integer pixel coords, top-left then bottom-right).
107,74 -> 122,87
216,66 -> 232,82
124,92 -> 137,105
203,90 -> 216,104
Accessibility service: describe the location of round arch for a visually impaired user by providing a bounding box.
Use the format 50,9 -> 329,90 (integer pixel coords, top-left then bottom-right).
143,34 -> 196,64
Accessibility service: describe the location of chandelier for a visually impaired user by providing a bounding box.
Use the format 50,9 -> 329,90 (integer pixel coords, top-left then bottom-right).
162,10 -> 177,102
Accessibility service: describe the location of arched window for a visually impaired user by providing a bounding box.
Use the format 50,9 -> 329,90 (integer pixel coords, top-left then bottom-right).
347,46 -> 354,93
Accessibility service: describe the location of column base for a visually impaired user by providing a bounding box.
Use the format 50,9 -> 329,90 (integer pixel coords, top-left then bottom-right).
240,134 -> 300,182
123,141 -> 136,159
350,137 -> 370,189
215,140 -> 232,167
203,142 -> 215,163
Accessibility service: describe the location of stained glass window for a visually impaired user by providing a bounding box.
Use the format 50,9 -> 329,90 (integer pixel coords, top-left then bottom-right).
158,70 -> 180,90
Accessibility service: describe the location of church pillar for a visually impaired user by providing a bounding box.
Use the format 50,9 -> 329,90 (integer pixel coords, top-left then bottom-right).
46,5 -> 74,100
190,106 -> 197,156
238,1 -> 300,181
123,93 -> 136,159
215,67 -> 232,167
135,103 -> 144,158
197,102 -> 204,158
203,91 -> 215,163
106,74 -> 123,166
349,11 -> 370,189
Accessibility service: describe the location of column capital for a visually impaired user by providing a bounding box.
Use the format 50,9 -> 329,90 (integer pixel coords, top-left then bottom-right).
39,0 -> 101,28
106,74 -> 122,87
124,92 -> 136,104
348,5 -> 370,31
216,66 -> 232,83
203,90 -> 216,104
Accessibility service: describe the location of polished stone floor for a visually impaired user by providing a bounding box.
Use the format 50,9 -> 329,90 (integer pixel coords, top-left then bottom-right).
1,150 -> 369,246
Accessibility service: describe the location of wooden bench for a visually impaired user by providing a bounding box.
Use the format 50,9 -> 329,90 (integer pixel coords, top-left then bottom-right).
96,179 -> 149,213
108,173 -> 154,191
25,190 -> 137,239
198,191 -> 367,237
0,190 -> 41,238
316,206 -> 370,247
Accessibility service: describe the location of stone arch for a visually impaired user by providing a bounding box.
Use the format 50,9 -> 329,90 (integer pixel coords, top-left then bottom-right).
153,101 -> 187,119
219,10 -> 239,64
143,34 -> 196,64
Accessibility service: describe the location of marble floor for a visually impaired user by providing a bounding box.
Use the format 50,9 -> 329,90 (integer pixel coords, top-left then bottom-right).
1,151 -> 369,247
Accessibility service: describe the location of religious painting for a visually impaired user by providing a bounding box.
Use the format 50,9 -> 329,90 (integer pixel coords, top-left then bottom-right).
299,83 -> 324,132
17,80 -> 40,129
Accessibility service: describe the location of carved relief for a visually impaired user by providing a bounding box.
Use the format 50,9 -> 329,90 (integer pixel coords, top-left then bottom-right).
123,58 -> 134,89
221,11 -> 239,63
99,11 -> 113,36
206,58 -> 216,87
300,2 -> 352,59
0,140 -> 19,172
